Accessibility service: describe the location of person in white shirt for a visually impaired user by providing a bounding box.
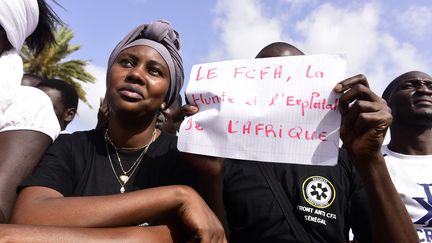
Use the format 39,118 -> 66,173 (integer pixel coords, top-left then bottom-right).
0,0 -> 61,222
381,70 -> 432,242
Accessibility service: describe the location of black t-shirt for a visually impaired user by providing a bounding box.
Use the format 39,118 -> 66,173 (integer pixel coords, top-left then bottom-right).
224,149 -> 371,243
19,129 -> 196,196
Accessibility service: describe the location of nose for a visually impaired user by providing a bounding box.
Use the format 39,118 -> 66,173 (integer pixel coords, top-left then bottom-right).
126,66 -> 145,85
416,81 -> 432,94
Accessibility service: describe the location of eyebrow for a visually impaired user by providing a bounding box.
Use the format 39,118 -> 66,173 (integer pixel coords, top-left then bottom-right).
147,59 -> 168,69
119,50 -> 167,65
118,51 -> 169,72
405,79 -> 432,83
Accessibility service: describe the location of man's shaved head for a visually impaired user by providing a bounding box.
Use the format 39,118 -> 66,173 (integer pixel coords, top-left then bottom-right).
256,42 -> 304,58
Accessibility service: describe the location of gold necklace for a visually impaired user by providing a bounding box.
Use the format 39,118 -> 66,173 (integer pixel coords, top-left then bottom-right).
105,130 -> 156,175
104,130 -> 157,193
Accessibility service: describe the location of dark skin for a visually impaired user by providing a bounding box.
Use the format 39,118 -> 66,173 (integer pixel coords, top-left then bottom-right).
96,96 -> 109,130
0,26 -> 12,54
181,42 -> 310,231
98,81 -> 184,135
156,95 -> 183,135
185,75 -> 418,243
255,41 -> 305,58
0,131 -> 51,223
38,86 -> 77,131
335,74 -> 418,243
184,43 -> 418,242
180,102 -> 226,230
0,26 -> 52,223
386,71 -> 432,155
0,222 -> 186,243
11,45 -> 226,243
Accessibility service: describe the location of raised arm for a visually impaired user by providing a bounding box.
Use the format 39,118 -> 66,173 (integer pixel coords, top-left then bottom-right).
334,74 -> 418,243
11,185 -> 226,243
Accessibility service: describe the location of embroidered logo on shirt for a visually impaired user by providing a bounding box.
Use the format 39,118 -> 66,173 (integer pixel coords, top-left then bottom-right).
302,176 -> 336,208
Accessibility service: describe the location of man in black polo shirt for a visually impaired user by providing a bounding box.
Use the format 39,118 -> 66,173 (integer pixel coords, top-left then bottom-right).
222,42 -> 417,243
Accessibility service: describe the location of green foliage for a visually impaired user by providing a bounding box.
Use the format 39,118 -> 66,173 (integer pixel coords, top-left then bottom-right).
21,26 -> 95,106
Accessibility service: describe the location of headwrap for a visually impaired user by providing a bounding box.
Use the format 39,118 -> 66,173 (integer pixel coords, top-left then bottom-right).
107,20 -> 184,108
0,0 -> 39,51
0,49 -> 24,110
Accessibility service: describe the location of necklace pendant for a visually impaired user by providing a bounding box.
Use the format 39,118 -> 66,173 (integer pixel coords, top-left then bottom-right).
120,186 -> 125,193
120,175 -> 129,183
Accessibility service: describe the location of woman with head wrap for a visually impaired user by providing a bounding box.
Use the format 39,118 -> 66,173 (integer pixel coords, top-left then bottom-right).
10,20 -> 226,242
0,0 -> 61,223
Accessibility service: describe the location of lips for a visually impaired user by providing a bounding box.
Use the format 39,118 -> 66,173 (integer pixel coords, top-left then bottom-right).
118,84 -> 144,100
413,97 -> 432,105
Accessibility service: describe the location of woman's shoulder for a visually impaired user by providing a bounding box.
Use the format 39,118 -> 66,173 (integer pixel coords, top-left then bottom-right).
146,131 -> 179,157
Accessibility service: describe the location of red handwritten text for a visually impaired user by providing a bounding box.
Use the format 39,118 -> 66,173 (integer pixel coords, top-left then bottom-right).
195,66 -> 218,81
233,65 -> 292,82
227,119 -> 328,141
191,91 -> 235,106
268,92 -> 338,116
305,65 -> 324,78
184,118 -> 204,131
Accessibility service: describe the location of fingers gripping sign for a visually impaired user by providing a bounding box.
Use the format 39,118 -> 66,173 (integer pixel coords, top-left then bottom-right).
334,74 -> 392,162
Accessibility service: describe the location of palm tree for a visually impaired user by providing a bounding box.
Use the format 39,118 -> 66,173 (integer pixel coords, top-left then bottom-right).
21,26 -> 95,105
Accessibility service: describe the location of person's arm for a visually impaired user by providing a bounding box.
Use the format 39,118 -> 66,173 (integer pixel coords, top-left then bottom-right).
11,185 -> 226,243
181,153 -> 226,230
180,104 -> 227,231
0,224 -> 184,243
0,130 -> 51,223
335,74 -> 418,243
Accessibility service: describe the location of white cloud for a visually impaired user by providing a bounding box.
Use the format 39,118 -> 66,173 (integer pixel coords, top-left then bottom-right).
398,6 -> 432,38
294,2 -> 429,94
296,3 -> 380,70
278,0 -> 318,8
210,0 -> 431,95
66,64 -> 107,133
210,0 -> 286,60
380,33 -> 428,74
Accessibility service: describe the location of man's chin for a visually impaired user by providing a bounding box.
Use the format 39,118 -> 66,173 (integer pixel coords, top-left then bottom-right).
412,112 -> 432,127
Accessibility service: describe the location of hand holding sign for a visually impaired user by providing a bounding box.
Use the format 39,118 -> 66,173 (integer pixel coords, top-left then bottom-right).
178,54 -> 347,165
335,74 -> 392,165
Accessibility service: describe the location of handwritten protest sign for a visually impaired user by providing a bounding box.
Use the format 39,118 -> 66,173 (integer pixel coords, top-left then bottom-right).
178,54 -> 347,165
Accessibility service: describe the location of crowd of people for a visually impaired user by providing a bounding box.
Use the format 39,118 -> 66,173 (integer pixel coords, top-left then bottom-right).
0,0 -> 431,242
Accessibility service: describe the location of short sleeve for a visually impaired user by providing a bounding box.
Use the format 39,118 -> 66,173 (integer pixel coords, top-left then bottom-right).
0,86 -> 60,141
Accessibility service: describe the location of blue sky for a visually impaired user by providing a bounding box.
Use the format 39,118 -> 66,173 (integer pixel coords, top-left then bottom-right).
54,0 -> 432,132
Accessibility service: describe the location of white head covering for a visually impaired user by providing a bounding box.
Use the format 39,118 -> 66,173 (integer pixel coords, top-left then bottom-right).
0,0 -> 40,50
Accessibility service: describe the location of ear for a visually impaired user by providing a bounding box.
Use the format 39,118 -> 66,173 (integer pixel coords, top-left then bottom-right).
64,108 -> 77,123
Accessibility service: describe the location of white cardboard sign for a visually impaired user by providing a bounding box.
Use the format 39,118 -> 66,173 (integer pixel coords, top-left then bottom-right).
178,54 -> 346,165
